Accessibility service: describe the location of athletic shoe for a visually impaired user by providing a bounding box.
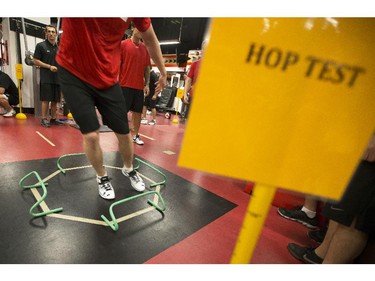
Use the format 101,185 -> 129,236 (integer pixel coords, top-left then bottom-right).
122,169 -> 145,192
141,118 -> 148,125
148,120 -> 156,125
277,206 -> 318,229
3,109 -> 16,117
41,118 -> 50,128
133,135 -> 144,145
308,227 -> 327,244
287,243 -> 323,264
97,176 -> 115,200
50,118 -> 64,126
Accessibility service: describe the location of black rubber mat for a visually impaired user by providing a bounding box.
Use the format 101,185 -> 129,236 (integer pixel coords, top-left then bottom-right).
0,152 -> 237,264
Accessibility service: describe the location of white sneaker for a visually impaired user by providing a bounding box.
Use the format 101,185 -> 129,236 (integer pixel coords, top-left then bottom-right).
141,118 -> 148,125
122,169 -> 145,192
133,135 -> 144,145
97,176 -> 115,200
3,109 -> 16,118
148,120 -> 156,126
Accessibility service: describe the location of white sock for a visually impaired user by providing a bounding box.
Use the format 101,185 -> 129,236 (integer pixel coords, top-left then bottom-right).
123,165 -> 133,173
97,172 -> 108,180
301,206 -> 316,218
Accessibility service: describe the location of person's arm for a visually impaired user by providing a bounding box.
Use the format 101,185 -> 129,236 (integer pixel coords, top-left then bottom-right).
33,58 -> 58,73
144,65 -> 150,96
183,77 -> 192,104
140,24 -> 167,94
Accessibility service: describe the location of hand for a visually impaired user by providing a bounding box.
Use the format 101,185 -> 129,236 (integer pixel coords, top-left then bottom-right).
50,65 -> 58,72
144,85 -> 150,96
155,74 -> 167,94
152,94 -> 157,100
362,134 -> 375,162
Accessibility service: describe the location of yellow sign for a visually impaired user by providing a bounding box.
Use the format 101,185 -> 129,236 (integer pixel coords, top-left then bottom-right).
15,64 -> 23,80
179,18 -> 375,200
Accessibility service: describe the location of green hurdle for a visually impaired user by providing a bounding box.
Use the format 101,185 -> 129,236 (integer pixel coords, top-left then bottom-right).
101,190 -> 166,231
19,171 -> 63,217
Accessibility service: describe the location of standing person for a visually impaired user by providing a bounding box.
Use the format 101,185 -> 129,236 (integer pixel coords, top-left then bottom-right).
287,133 -> 375,263
0,70 -> 19,117
183,39 -> 208,119
56,18 -> 167,200
119,24 -> 152,145
141,69 -> 159,125
33,25 -> 61,128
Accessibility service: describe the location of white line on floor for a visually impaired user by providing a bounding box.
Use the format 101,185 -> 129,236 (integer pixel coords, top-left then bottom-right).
139,133 -> 155,141
36,131 -> 56,147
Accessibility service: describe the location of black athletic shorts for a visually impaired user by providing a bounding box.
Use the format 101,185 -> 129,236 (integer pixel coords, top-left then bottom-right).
143,93 -> 157,109
323,161 -> 375,234
122,87 -> 144,113
40,83 -> 61,102
57,65 -> 129,134
5,93 -> 19,105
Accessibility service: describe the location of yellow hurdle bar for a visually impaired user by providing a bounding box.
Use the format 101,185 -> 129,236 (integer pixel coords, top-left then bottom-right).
230,183 -> 276,264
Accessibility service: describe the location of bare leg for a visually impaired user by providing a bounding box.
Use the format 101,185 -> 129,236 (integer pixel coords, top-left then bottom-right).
41,101 -> 49,119
141,106 -> 147,119
304,196 -> 318,211
0,97 -> 14,111
50,101 -> 58,119
151,107 -> 157,121
323,220 -> 368,263
83,130 -> 106,177
116,132 -> 134,169
132,112 -> 142,136
315,220 -> 338,259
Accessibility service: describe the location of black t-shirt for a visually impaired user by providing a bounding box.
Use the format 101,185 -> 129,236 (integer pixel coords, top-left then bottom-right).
34,40 -> 59,84
149,70 -> 159,94
0,71 -> 18,99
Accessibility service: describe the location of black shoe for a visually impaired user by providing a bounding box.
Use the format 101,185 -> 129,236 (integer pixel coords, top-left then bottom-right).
41,118 -> 50,128
287,243 -> 323,264
277,206 -> 318,229
308,227 -> 327,244
50,118 -> 63,126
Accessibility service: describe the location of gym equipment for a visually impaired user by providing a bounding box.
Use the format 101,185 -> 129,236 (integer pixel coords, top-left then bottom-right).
20,18 -> 34,66
15,64 -> 27,120
19,171 -> 63,217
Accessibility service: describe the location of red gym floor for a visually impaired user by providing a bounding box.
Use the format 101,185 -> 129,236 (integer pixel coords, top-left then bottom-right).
0,111 -> 372,265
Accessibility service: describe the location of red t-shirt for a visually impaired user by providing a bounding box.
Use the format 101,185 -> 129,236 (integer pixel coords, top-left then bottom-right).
119,38 -> 150,90
187,59 -> 201,98
56,18 -> 151,89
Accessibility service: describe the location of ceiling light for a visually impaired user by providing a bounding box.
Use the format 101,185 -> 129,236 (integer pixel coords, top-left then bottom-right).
159,40 -> 180,45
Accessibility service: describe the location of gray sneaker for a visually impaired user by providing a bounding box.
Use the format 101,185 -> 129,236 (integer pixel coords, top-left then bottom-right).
41,118 -> 50,128
122,169 -> 145,192
277,206 -> 318,229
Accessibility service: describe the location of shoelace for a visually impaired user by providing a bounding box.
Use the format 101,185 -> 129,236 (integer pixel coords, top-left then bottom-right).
130,173 -> 141,183
102,182 -> 112,191
99,177 -> 112,191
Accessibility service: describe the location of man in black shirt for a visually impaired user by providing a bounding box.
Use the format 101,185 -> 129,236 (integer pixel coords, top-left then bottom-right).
33,25 -> 61,127
0,70 -> 19,117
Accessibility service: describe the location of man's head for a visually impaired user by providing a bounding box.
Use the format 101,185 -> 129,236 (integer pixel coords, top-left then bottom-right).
45,25 -> 57,43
